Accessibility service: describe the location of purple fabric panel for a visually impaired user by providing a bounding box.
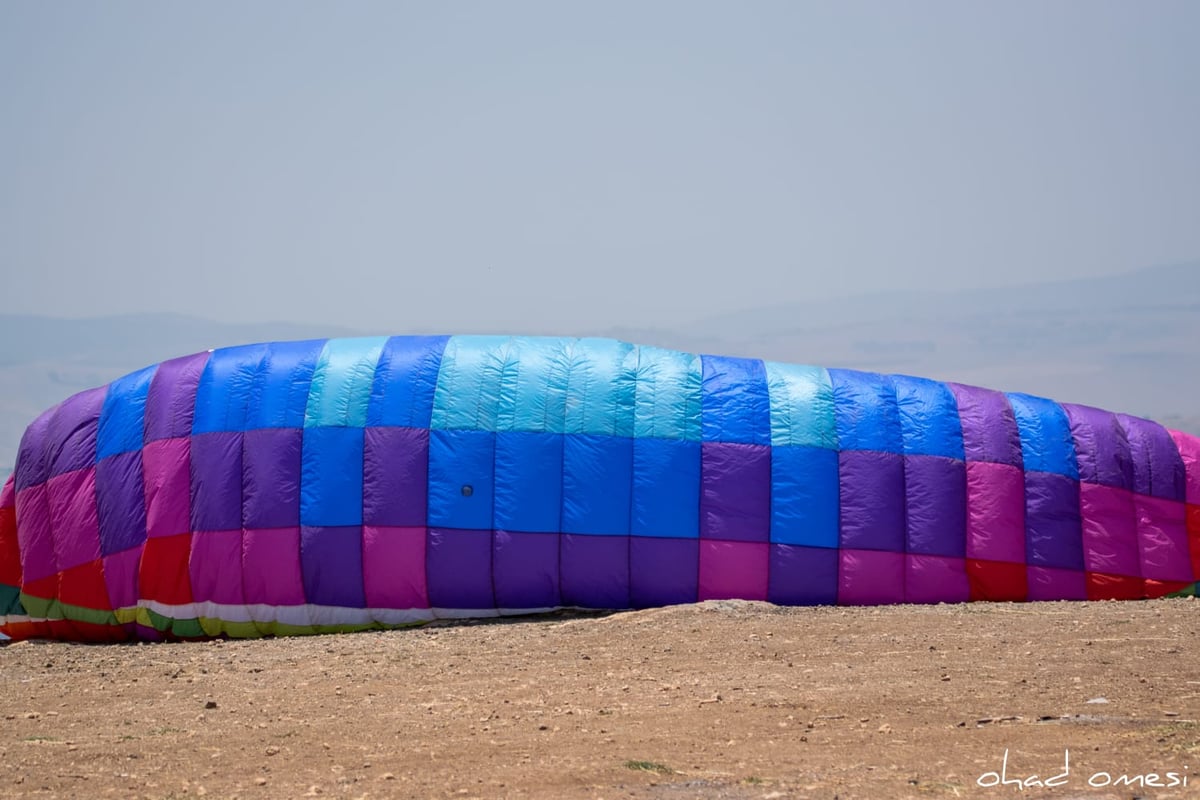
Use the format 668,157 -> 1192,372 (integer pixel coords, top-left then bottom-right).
141,437 -> 191,539
243,527 -> 306,606
1119,415 -> 1187,501
300,525 -> 365,608
96,450 -> 147,556
102,546 -> 141,611
426,528 -> 494,610
966,461 -> 1025,563
46,468 -> 101,572
14,408 -> 53,491
768,544 -> 838,606
630,537 -> 699,608
242,428 -> 302,529
363,427 -> 429,527
15,484 -> 56,582
47,387 -> 105,478
904,555 -> 969,604
1079,483 -> 1139,576
838,450 -> 905,552
949,383 -> 1022,467
189,529 -> 245,605
700,442 -> 771,542
1064,404 -> 1133,490
363,526 -> 428,610
561,534 -> 630,608
144,351 -> 210,442
904,455 -> 966,557
838,549 -> 904,605
1136,496 -> 1191,581
493,530 -> 560,610
698,540 -> 768,601
1024,470 -> 1083,570
190,432 -> 243,532
1168,430 -> 1200,504
1026,566 -> 1088,601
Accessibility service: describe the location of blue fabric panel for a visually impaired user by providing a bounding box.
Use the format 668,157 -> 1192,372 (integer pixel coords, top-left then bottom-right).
562,434 -> 633,535
192,343 -> 271,433
494,431 -> 563,533
300,426 -> 364,527
765,362 -> 837,449
631,438 -> 701,538
304,337 -> 389,428
367,335 -> 450,428
495,337 -> 572,434
771,445 -> 840,547
701,355 -> 770,445
427,429 -> 495,530
894,375 -> 964,459
1008,393 -> 1079,479
829,369 -> 903,453
96,363 -> 158,460
563,338 -> 638,437
430,336 -> 511,431
634,346 -> 702,441
246,340 -> 325,430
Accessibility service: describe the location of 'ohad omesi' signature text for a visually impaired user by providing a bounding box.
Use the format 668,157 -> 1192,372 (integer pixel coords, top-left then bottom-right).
977,750 -> 1189,790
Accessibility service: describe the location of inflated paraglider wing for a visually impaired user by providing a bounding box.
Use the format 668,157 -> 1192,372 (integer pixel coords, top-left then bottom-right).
0,335 -> 1197,641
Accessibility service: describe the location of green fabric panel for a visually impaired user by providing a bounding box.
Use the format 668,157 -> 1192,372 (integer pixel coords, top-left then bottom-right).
765,362 -> 838,449
304,337 -> 389,427
633,346 -> 702,441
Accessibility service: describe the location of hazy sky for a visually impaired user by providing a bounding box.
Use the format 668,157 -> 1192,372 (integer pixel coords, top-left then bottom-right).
2,2 -> 1198,334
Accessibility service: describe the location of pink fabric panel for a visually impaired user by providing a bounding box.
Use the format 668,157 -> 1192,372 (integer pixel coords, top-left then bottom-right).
698,540 -> 768,601
243,528 -> 305,606
363,526 -> 428,609
966,461 -> 1025,563
102,545 -> 142,610
15,483 -> 56,583
188,529 -> 245,606
1170,430 -> 1200,504
142,437 -> 191,538
46,468 -> 101,572
1079,482 -> 1139,576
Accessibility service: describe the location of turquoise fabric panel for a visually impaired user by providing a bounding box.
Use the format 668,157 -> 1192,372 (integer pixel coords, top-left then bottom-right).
430,336 -> 512,431
304,337 -> 389,428
764,361 -> 837,449
563,338 -> 638,437
495,337 -> 573,434
633,346 -> 702,441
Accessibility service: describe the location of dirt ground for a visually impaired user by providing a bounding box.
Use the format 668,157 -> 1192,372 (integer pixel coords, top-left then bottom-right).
2,598 -> 1199,800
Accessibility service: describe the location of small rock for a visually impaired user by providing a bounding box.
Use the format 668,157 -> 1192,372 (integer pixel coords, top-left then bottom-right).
382,773 -> 396,781
254,777 -> 267,786
1086,697 -> 1109,704
204,700 -> 218,710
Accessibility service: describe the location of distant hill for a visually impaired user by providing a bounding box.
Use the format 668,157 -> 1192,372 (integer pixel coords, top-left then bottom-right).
1,261 -> 1197,469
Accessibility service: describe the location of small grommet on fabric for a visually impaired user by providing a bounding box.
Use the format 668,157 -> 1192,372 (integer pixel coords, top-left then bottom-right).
461,484 -> 473,497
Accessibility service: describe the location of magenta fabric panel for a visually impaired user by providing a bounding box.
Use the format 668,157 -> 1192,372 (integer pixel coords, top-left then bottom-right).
362,526 -> 428,610
15,484 -> 56,583
965,461 -> 1026,563
243,528 -> 306,606
188,529 -> 245,606
102,546 -> 141,611
1135,496 -> 1191,581
1169,430 -> 1200,504
46,468 -> 101,573
698,540 -> 768,601
1079,483 -> 1139,576
142,437 -> 191,539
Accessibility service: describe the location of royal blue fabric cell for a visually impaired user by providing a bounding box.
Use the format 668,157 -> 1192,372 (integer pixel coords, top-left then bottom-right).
701,355 -> 770,445
770,445 -> 839,548
427,429 -> 495,530
494,432 -> 563,533
96,363 -> 158,460
192,344 -> 271,434
1008,393 -> 1079,478
894,375 -> 964,459
367,336 -> 449,428
562,435 -> 633,535
246,340 -> 324,430
631,438 -> 700,539
300,427 -> 364,527
829,369 -> 903,453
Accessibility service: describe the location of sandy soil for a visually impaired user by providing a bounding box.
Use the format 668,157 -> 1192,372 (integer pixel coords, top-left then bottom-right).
3,598 -> 1200,800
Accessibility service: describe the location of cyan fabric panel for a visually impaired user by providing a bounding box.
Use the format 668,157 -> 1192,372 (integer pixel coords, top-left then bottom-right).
494,432 -> 563,533
495,337 -> 572,434
96,363 -> 158,460
1008,393 -> 1079,478
894,375 -> 964,459
631,438 -> 700,539
829,369 -> 902,454
367,335 -> 449,428
304,337 -> 389,428
246,340 -> 325,430
427,429 -> 495,530
563,338 -> 637,437
770,445 -> 839,548
430,336 -> 512,431
765,362 -> 837,449
634,346 -> 702,441
192,344 -> 271,434
562,434 -> 633,535
299,426 -> 364,527
701,355 -> 770,445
